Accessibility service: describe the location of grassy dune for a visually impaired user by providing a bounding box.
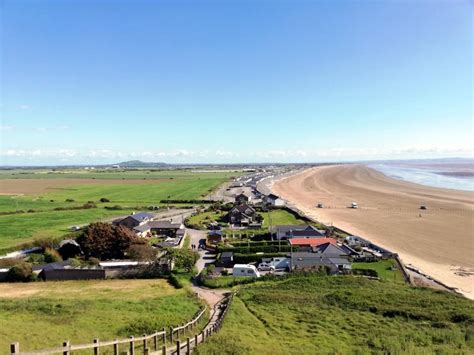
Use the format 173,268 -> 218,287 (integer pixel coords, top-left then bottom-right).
196,276 -> 474,354
0,279 -> 205,352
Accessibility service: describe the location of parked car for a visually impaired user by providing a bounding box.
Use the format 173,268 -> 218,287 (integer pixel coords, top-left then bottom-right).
420,205 -> 427,210
317,203 -> 324,208
233,264 -> 261,277
257,262 -> 275,271
351,202 -> 359,209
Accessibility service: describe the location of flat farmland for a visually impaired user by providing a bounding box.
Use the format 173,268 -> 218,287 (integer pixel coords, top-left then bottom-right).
0,279 -> 205,352
0,209 -> 132,252
0,169 -> 239,251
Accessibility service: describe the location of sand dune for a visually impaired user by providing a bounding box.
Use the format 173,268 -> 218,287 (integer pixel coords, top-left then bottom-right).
273,165 -> 474,299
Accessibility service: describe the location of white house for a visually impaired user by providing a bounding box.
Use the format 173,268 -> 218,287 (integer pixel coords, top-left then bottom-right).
265,193 -> 285,206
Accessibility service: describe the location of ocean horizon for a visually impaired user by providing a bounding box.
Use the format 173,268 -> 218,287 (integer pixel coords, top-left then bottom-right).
369,162 -> 474,192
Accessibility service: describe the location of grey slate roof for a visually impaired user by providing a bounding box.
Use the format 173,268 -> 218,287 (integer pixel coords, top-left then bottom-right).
32,260 -> 72,271
274,225 -> 325,239
130,212 -> 155,223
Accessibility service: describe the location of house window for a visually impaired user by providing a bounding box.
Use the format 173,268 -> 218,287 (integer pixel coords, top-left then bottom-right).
247,270 -> 253,274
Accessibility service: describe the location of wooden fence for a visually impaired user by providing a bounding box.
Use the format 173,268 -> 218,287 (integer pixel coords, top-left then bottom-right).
10,308 -> 206,355
10,292 -> 236,355
166,292 -> 235,355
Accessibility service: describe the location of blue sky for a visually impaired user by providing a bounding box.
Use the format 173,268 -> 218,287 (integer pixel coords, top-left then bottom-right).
1,0 -> 472,165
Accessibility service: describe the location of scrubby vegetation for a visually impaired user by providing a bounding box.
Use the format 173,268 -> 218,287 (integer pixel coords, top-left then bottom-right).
196,275 -> 474,354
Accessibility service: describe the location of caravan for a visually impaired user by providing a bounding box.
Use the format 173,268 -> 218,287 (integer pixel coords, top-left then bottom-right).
232,264 -> 261,278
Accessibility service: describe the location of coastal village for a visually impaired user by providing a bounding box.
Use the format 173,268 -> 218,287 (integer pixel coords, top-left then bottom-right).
0,166 -> 472,355
0,169 -> 414,284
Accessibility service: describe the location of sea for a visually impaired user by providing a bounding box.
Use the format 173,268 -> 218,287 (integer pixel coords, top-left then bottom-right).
368,160 -> 474,192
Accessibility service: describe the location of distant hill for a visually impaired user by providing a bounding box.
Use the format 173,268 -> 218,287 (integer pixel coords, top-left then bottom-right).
114,160 -> 169,168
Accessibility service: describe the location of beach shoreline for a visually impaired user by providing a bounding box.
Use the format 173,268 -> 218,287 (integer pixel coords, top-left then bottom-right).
273,164 -> 474,299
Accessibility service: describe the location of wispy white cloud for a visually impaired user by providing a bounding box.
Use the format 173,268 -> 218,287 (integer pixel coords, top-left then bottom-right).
1,145 -> 472,163
0,125 -> 14,131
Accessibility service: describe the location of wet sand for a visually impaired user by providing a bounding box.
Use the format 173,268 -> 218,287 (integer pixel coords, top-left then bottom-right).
273,165 -> 474,299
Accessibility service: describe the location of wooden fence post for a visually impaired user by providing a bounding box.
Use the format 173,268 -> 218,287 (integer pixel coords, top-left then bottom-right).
186,337 -> 190,355
153,331 -> 158,351
143,348 -> 149,355
93,338 -> 100,355
10,343 -> 19,355
176,340 -> 181,355
194,334 -> 198,347
161,345 -> 166,355
129,336 -> 135,355
162,328 -> 166,344
170,327 -> 174,343
143,334 -> 147,352
113,339 -> 119,355
63,341 -> 70,355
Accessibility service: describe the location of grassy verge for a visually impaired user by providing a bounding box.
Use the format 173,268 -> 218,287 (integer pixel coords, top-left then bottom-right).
0,279 -> 205,352
196,275 -> 474,354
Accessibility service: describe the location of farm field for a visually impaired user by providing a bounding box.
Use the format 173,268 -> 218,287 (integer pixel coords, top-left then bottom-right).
0,279 -> 205,352
196,275 -> 474,354
0,169 -> 238,251
0,209 -> 132,252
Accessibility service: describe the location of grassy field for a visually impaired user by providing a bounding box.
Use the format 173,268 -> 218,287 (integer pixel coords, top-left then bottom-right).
0,279 -> 205,352
0,209 -> 132,252
259,209 -> 306,228
353,259 -> 405,283
0,169 -> 240,180
0,170 -> 237,251
196,275 -> 474,354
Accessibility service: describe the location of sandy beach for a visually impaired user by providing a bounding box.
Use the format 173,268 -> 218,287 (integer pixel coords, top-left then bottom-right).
273,165 -> 474,299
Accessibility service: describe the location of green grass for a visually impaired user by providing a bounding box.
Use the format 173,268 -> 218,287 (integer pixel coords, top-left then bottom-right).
187,211 -> 226,229
258,209 -> 306,228
196,275 -> 474,354
0,209 -> 131,252
353,259 -> 405,283
0,279 -> 205,352
0,169 -> 240,180
0,170 -> 236,251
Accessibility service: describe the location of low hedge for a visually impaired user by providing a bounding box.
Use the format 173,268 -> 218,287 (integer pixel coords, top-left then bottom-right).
233,252 -> 288,264
217,245 -> 292,254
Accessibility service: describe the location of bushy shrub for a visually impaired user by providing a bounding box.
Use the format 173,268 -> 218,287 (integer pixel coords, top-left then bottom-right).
65,198 -> 75,202
44,248 -> 62,263
77,223 -> 139,260
100,198 -> 110,203
233,252 -> 287,264
168,274 -> 184,289
6,262 -> 34,282
104,205 -> 123,210
127,243 -> 157,261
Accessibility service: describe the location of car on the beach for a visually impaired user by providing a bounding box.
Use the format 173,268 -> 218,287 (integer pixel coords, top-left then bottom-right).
317,203 -> 324,208
351,202 -> 359,209
420,205 -> 427,210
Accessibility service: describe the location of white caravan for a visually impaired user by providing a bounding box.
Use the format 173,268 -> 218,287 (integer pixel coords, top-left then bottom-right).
232,264 -> 261,278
